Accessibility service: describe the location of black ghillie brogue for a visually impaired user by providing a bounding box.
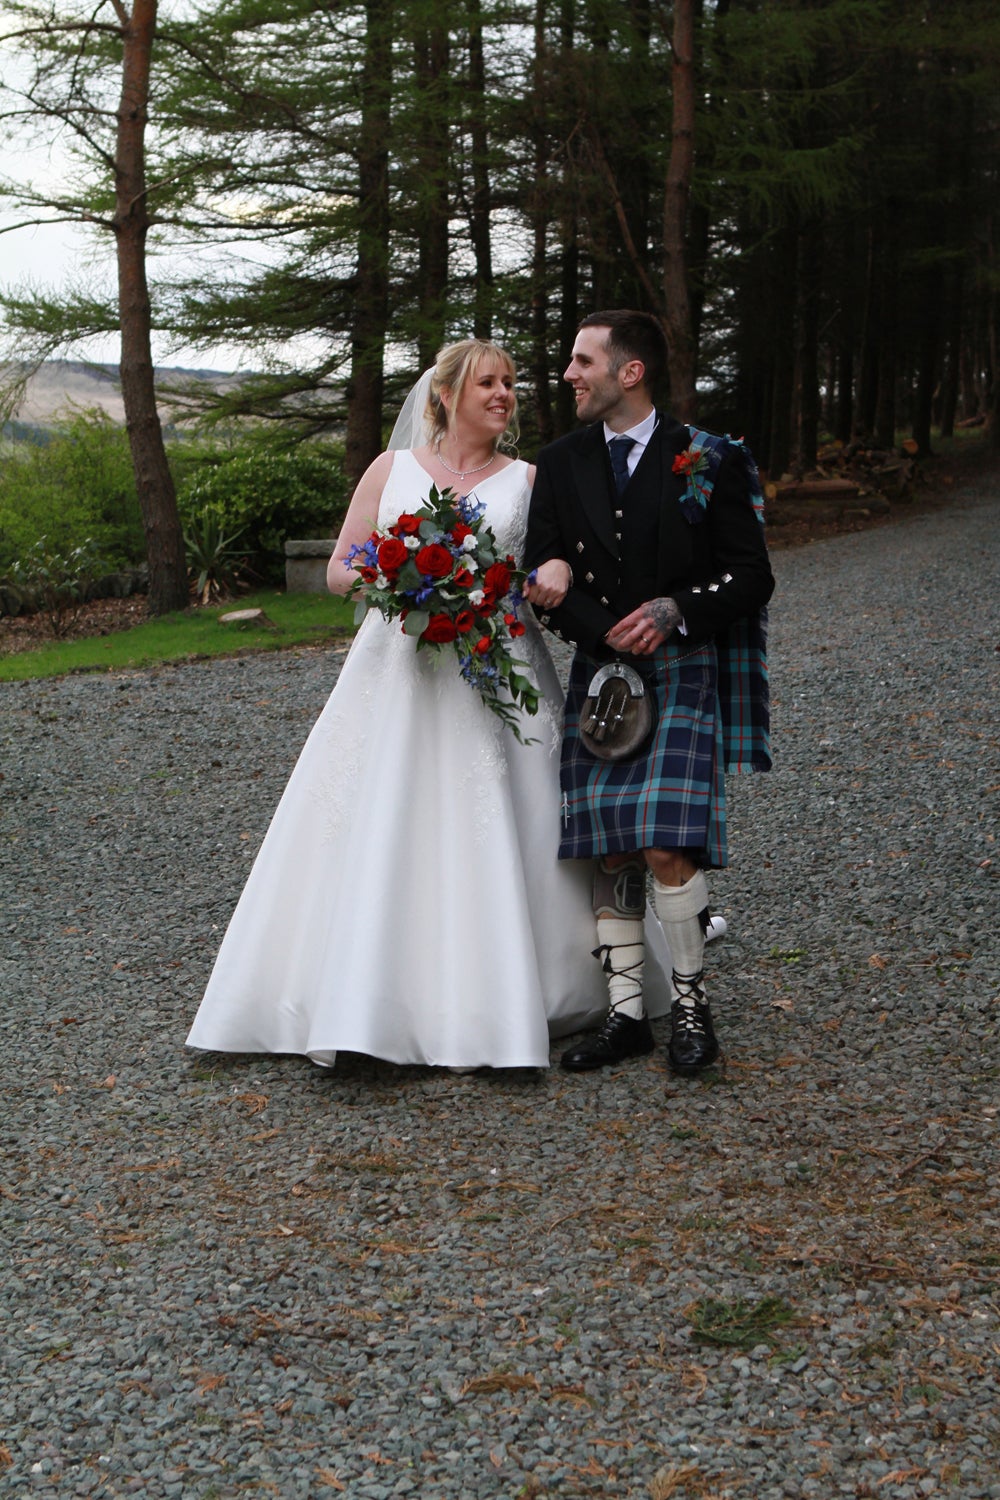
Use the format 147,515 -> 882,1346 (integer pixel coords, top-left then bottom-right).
560,1010 -> 654,1072
667,971 -> 719,1075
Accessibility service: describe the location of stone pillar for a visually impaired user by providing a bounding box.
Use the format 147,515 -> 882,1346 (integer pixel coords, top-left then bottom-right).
284,539 -> 337,594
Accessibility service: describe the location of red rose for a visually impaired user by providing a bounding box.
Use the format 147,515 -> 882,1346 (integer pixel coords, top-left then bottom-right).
396,513 -> 421,535
377,537 -> 408,575
450,521 -> 472,543
359,565 -> 378,583
474,636 -> 492,655
672,450 -> 695,476
422,613 -> 458,643
415,543 -> 454,580
453,567 -> 474,589
455,609 -> 476,634
483,561 -> 511,598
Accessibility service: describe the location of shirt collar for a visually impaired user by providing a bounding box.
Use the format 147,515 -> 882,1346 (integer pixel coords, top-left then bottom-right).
604,407 -> 658,450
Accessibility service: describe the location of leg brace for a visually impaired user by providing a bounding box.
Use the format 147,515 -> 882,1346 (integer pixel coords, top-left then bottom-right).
593,856 -> 647,1018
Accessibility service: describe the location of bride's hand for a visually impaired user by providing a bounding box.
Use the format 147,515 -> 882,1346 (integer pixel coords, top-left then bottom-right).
523,558 -> 571,609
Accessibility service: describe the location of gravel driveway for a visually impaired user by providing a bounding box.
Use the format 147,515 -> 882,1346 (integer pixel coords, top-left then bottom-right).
2,477 -> 997,1499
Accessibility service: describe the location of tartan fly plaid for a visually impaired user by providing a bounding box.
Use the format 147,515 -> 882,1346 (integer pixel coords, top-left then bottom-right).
558,639 -> 727,867
686,427 -> 771,774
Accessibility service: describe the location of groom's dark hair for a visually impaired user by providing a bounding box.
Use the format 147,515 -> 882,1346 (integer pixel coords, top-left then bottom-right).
578,309 -> 668,390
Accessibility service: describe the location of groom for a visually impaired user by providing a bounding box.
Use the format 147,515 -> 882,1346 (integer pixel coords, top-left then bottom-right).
525,309 -> 774,1075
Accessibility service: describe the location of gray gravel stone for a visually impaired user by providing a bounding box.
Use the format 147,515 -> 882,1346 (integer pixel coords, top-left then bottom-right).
2,478 -> 998,1498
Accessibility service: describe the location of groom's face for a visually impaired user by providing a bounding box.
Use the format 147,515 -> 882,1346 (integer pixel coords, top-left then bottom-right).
564,326 -> 628,426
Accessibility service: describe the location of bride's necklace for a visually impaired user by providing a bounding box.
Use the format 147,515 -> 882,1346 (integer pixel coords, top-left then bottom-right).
435,442 -> 497,481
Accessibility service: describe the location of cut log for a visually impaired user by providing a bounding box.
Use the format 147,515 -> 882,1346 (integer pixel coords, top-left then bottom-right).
768,477 -> 861,501
219,608 -> 274,628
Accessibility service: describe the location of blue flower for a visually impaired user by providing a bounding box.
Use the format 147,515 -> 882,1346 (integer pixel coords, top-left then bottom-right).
345,538 -> 379,567
457,495 -> 486,526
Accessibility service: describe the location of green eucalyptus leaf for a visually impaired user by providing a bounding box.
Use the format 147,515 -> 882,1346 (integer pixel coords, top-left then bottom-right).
402,610 -> 429,636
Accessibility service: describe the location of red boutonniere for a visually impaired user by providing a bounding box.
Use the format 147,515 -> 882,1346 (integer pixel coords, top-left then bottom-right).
673,443 -> 711,522
672,447 -> 709,478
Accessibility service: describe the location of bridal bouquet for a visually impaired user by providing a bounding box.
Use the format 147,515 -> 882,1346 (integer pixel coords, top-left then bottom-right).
345,484 -> 541,742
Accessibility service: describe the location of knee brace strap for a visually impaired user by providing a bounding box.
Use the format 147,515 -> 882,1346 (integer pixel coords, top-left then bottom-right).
593,857 -> 647,920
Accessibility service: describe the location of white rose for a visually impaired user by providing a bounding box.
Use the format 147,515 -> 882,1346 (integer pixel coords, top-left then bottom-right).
468,588 -> 486,606
404,536 -> 420,550
461,534 -> 477,552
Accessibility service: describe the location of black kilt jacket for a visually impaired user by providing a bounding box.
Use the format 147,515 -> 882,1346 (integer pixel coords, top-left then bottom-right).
525,413 -> 774,657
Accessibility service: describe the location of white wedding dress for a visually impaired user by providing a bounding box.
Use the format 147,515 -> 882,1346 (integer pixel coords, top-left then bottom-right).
186,453 -> 670,1069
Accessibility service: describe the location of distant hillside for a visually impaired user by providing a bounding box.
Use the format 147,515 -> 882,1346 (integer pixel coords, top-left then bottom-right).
7,359 -> 240,425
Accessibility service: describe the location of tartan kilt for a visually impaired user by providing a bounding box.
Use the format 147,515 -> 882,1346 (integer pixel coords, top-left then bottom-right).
559,638 -> 728,867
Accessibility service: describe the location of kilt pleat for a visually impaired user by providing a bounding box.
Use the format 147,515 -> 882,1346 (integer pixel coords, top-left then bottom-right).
559,639 -> 728,867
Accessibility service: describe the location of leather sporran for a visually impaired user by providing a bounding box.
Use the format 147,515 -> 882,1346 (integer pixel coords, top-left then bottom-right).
579,662 -> 652,761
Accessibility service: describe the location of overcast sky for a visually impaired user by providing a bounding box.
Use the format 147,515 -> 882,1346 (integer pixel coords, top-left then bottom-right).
0,11 -> 249,371
1,206 -> 251,372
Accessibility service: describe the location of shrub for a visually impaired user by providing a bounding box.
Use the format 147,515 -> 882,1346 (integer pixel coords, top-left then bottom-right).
0,412 -> 144,571
183,508 -> 250,604
176,442 -> 349,583
6,536 -> 108,634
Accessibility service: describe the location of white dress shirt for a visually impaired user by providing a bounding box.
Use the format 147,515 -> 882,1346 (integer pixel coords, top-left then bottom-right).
603,408 -> 658,479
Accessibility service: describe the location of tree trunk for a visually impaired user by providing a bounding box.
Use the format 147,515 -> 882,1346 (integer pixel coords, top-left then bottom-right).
912,266 -> 942,458
529,0 -> 553,446
855,222 -> 880,440
874,213 -> 898,451
687,0 -> 723,359
767,229 -> 798,476
554,0 -> 578,436
835,312 -> 855,446
413,12 -> 450,369
346,0 -> 393,485
114,0 -> 187,616
796,224 -> 821,471
661,0 -> 696,419
938,268 -> 962,439
466,0 -> 493,339
988,266 -> 1000,451
620,0 -> 652,310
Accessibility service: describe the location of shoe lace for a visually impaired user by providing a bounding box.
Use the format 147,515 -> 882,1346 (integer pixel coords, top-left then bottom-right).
593,942 -> 644,1014
672,970 -> 706,1032
594,1000 -> 638,1035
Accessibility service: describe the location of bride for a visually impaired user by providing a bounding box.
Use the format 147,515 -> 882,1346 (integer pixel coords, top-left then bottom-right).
186,339 -> 673,1069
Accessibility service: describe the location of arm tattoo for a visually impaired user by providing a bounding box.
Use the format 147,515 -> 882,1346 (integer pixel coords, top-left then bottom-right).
643,597 -> 682,636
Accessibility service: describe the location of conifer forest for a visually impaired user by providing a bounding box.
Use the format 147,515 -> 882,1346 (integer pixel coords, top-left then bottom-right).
1,1 -> 998,488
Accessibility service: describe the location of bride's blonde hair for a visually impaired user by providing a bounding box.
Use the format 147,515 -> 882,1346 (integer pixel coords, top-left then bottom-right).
427,339 -> 519,452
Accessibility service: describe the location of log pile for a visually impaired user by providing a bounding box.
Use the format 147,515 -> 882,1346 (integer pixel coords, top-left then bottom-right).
764,439 -> 921,527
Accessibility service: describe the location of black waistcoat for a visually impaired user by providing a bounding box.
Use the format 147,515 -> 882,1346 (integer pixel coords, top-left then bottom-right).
608,439 -> 663,615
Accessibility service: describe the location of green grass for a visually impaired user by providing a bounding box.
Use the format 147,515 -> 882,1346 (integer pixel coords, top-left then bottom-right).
686,1294 -> 796,1349
0,590 -> 358,683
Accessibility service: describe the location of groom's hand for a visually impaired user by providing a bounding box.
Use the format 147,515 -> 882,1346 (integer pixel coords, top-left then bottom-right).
606,598 -> 682,656
524,559 -> 572,610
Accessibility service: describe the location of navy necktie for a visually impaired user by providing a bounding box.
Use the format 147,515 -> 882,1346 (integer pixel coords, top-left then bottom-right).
608,435 -> 636,496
